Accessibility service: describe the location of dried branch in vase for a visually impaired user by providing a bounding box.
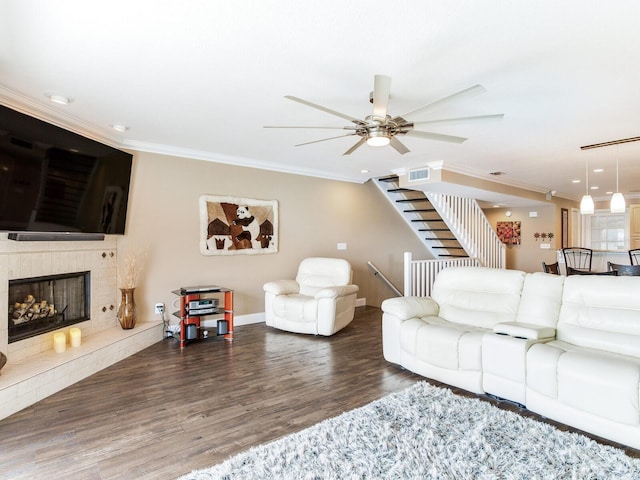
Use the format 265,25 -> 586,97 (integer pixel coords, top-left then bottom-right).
117,248 -> 148,289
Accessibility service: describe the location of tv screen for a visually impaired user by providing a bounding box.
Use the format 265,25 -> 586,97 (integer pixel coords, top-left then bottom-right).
0,104 -> 133,234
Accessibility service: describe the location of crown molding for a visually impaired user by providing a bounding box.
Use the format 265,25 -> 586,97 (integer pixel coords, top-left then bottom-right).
122,139 -> 364,184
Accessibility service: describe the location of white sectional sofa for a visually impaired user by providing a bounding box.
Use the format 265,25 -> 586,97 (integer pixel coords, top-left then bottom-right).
381,266 -> 640,450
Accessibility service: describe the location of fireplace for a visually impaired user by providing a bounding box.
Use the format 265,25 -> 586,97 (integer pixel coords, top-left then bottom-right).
8,271 -> 90,343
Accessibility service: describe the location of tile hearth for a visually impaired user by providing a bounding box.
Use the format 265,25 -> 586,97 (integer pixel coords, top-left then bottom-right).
0,320 -> 161,420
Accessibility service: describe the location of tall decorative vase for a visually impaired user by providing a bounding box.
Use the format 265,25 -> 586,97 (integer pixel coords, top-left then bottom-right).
117,288 -> 137,329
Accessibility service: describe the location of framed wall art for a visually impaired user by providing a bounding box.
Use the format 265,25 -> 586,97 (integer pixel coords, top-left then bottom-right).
199,195 -> 278,255
496,220 -> 521,245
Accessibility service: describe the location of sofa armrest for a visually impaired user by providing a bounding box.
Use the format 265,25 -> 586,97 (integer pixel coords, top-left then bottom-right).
315,284 -> 359,299
381,296 -> 439,321
493,321 -> 556,340
263,280 -> 300,295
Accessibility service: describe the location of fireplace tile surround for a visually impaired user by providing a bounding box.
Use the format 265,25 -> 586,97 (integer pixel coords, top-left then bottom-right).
0,235 -> 162,420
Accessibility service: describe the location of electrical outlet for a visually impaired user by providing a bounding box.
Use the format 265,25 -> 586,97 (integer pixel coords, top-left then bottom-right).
154,303 -> 164,314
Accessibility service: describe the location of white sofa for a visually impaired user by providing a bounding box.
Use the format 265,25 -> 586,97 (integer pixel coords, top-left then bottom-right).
381,266 -> 640,450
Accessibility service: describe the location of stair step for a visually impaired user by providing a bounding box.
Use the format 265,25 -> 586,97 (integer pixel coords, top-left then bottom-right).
418,228 -> 450,232
378,175 -> 400,183
438,254 -> 469,258
424,237 -> 458,241
432,246 -> 465,250
396,198 -> 430,203
411,218 -> 444,222
387,188 -> 412,193
404,208 -> 437,213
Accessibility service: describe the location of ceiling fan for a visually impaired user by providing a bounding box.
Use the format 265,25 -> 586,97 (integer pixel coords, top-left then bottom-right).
265,75 -> 504,155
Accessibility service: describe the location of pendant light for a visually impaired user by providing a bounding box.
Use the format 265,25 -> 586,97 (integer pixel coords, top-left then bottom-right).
580,158 -> 594,215
610,151 -> 626,213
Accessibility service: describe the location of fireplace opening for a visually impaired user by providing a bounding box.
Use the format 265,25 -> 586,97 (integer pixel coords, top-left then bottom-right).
8,271 -> 90,343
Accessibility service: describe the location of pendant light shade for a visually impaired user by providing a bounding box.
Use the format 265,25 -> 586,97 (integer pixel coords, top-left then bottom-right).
580,194 -> 595,215
580,158 -> 594,215
610,192 -> 626,213
610,154 -> 626,213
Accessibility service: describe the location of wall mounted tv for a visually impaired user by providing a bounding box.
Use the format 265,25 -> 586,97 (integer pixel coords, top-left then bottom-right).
0,104 -> 133,237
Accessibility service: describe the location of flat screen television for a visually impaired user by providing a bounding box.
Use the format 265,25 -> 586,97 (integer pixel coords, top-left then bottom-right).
0,104 -> 133,236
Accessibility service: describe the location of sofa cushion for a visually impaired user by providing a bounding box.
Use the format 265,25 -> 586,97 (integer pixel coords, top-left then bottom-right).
272,294 -> 317,323
432,267 -> 526,329
558,275 -> 640,358
400,317 -> 485,371
528,340 -> 640,426
515,272 -> 564,328
295,257 -> 352,296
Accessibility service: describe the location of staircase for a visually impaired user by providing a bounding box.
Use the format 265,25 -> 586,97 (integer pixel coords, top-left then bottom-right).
375,175 -> 505,270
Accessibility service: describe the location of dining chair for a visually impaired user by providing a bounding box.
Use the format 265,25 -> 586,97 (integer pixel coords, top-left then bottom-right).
541,261 -> 560,274
562,247 -> 592,273
629,249 -> 640,265
567,267 -> 616,276
607,261 -> 640,276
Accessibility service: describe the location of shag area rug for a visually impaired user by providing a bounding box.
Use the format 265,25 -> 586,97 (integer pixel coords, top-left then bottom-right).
178,382 -> 640,480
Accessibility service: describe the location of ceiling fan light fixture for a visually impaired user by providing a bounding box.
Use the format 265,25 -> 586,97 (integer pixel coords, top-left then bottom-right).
366,130 -> 390,147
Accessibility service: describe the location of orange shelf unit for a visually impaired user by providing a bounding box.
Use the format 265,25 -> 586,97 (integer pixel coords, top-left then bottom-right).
172,286 -> 234,348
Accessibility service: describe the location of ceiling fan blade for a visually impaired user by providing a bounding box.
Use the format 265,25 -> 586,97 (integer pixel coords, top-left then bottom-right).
412,113 -> 504,126
372,75 -> 391,120
264,125 -> 359,130
294,133 -> 358,147
405,130 -> 468,144
389,136 -> 410,155
285,96 -> 366,125
399,84 -> 487,120
343,137 -> 367,155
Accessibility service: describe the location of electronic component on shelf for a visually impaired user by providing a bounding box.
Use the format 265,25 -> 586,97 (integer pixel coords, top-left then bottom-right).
189,298 -> 218,309
187,307 -> 217,316
179,285 -> 220,295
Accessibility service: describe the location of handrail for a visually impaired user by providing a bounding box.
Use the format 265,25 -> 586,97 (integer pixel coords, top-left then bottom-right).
367,261 -> 402,297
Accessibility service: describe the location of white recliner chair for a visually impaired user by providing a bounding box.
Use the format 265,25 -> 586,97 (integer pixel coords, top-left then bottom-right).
263,257 -> 359,336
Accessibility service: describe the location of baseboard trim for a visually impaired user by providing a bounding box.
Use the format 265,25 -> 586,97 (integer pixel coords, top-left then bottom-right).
356,298 -> 367,307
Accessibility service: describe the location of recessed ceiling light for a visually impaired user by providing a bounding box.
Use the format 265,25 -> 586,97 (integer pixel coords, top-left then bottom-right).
571,179 -> 581,183
605,191 -> 613,195
593,168 -> 604,173
111,124 -> 129,132
46,93 -> 72,105
590,186 -> 599,190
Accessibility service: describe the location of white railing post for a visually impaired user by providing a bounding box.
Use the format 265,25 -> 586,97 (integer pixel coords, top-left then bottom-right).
404,251 -> 412,296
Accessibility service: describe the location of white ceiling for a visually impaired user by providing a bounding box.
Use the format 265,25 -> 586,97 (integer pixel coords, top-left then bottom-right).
2,1 -> 640,206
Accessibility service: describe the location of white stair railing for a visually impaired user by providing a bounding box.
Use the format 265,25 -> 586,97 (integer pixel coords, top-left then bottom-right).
404,252 -> 480,297
426,193 -> 505,269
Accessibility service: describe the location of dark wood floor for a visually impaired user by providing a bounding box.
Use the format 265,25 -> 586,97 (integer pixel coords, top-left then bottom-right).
0,307 -> 637,480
